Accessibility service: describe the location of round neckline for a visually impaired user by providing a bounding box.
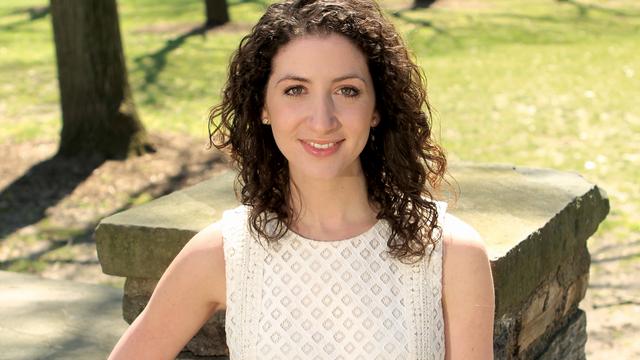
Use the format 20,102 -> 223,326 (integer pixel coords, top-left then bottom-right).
286,218 -> 384,244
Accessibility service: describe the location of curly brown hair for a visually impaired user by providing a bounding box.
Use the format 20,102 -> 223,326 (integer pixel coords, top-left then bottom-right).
209,0 -> 447,263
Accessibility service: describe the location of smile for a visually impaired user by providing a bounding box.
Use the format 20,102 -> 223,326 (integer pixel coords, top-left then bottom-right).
300,139 -> 343,156
307,141 -> 337,149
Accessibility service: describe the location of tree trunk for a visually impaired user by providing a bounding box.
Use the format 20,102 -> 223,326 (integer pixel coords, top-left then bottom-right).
414,0 -> 437,8
204,0 -> 229,28
50,0 -> 153,159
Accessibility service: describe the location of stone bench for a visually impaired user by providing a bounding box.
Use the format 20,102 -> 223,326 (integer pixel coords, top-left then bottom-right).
95,164 -> 609,359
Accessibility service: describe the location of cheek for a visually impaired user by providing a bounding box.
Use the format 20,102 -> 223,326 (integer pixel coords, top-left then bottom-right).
269,122 -> 294,156
268,99 -> 307,126
337,96 -> 375,117
340,104 -> 376,132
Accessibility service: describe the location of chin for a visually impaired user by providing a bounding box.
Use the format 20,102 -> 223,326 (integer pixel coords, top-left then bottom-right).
297,169 -> 343,180
291,163 -> 362,182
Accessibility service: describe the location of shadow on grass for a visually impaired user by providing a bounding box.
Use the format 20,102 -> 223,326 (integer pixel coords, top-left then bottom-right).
390,8 -> 449,35
556,0 -> 640,18
387,1 -> 640,55
0,5 -> 49,31
492,12 -> 576,25
587,239 -> 640,309
591,252 -> 640,264
0,227 -> 97,272
0,146 -> 226,272
390,7 -> 447,33
386,6 -> 466,59
0,155 -> 104,242
589,299 -> 640,309
590,239 -> 640,264
133,0 -> 269,101
133,24 -> 209,98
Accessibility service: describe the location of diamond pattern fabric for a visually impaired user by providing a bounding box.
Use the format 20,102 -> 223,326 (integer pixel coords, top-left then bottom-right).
221,203 -> 447,360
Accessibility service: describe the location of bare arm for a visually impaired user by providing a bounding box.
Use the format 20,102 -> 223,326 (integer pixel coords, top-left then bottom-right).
108,222 -> 227,360
442,214 -> 495,360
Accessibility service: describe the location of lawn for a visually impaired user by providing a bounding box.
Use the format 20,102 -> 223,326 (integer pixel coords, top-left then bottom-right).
0,0 -> 639,358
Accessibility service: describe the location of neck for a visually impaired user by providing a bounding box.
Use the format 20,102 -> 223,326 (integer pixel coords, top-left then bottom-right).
287,167 -> 379,241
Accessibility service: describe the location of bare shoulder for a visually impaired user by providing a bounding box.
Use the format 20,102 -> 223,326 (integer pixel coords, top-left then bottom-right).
185,221 -> 225,256
173,221 -> 227,307
441,213 -> 486,255
440,212 -> 495,359
440,212 -> 492,294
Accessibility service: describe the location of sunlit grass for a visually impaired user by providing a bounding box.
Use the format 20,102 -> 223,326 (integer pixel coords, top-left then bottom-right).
1,0 -> 638,246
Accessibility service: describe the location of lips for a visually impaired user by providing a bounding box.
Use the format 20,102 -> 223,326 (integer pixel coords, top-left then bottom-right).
300,139 -> 343,156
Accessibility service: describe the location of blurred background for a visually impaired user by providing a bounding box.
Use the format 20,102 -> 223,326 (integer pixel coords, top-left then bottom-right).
0,0 -> 638,358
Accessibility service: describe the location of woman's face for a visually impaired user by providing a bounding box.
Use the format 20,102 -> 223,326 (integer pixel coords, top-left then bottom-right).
262,33 -> 379,182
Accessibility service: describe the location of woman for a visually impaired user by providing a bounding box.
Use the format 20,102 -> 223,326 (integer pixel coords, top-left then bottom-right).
109,0 -> 494,359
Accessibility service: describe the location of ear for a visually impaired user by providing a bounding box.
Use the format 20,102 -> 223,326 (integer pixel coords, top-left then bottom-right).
261,108 -> 270,125
371,111 -> 380,127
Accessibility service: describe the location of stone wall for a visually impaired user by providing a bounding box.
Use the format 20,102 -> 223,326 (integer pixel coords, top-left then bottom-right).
95,164 -> 609,359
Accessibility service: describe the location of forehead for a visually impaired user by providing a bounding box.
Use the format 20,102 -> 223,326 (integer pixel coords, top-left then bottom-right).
270,33 -> 370,80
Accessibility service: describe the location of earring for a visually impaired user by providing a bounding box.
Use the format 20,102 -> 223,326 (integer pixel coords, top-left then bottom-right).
262,118 -> 270,125
370,115 -> 378,143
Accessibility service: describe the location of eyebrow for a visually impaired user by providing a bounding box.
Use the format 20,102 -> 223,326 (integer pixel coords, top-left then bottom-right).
275,73 -> 367,85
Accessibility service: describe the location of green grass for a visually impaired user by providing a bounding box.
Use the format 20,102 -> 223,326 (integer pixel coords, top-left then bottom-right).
0,0 -> 638,246
4,258 -> 47,273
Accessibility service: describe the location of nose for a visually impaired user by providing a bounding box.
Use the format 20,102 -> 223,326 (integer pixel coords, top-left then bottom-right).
307,93 -> 339,134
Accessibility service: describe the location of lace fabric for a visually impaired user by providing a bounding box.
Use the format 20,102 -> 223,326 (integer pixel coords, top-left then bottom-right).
222,204 -> 446,359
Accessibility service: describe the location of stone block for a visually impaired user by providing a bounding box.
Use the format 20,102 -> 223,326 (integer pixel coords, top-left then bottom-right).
563,274 -> 589,317
122,277 -> 159,323
493,314 -> 518,359
448,165 -> 608,317
518,280 -> 564,350
537,309 -> 587,360
96,170 -> 237,279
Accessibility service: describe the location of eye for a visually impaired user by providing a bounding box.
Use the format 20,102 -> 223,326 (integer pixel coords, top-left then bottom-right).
338,86 -> 360,98
284,86 -> 305,97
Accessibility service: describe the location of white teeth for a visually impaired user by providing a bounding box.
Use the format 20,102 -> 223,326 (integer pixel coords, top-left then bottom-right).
308,141 -> 336,149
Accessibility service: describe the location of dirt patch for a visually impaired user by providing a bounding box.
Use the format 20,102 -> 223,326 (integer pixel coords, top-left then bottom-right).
0,133 -> 230,286
583,233 -> 640,359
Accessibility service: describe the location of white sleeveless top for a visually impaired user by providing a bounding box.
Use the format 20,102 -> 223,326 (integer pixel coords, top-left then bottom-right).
221,203 -> 447,360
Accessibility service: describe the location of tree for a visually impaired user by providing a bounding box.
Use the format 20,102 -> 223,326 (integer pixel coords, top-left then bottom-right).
204,0 -> 229,28
50,0 -> 153,159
